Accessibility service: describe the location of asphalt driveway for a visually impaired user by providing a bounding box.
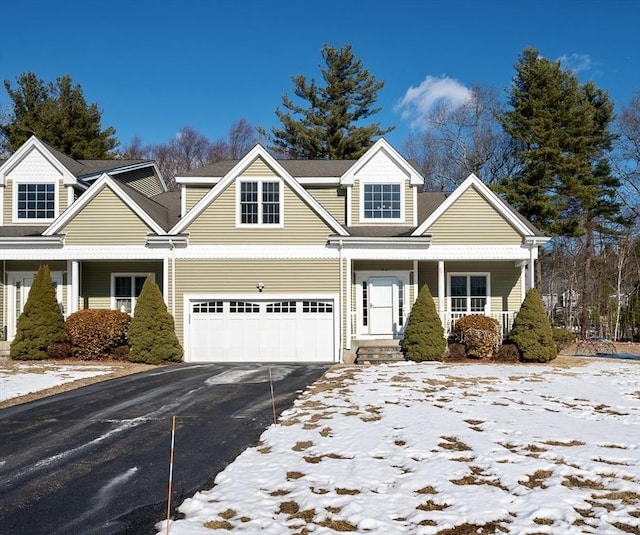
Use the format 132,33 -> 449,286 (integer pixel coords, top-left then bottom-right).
0,362 -> 330,535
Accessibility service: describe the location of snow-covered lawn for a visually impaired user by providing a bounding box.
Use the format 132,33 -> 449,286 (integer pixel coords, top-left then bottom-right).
160,358 -> 640,535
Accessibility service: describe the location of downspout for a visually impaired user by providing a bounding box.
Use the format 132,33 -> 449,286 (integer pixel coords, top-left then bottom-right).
2,260 -> 5,341
338,240 -> 344,359
169,240 -> 176,318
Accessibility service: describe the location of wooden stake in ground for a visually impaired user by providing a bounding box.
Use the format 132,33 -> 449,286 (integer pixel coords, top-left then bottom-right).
269,366 -> 277,425
166,415 -> 176,535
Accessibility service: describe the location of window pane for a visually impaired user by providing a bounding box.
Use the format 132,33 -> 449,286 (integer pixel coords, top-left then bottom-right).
364,184 -> 400,219
240,182 -> 259,224
115,277 -> 132,297
17,183 -> 55,219
134,276 -> 147,296
470,276 -> 486,296
450,276 -> 467,297
262,182 -> 280,224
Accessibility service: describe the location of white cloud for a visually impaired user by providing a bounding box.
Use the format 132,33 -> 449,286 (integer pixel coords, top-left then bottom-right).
557,53 -> 593,74
396,75 -> 473,131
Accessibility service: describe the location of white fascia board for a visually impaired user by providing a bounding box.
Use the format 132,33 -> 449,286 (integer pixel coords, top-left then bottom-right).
295,177 -> 342,185
174,244 -> 338,260
0,245 -> 169,261
340,138 -> 424,187
328,236 -> 432,248
413,173 -> 535,237
0,236 -> 64,250
0,136 -> 78,186
171,144 -> 348,236
43,173 -> 166,236
175,176 -> 222,185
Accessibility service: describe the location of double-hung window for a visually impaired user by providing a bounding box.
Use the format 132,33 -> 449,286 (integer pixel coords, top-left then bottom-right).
15,182 -> 57,221
112,274 -> 152,314
449,274 -> 489,313
363,183 -> 402,220
239,180 -> 282,226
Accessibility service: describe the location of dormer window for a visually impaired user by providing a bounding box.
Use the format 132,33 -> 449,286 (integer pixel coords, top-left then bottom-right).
363,183 -> 401,220
238,179 -> 282,226
14,182 -> 57,221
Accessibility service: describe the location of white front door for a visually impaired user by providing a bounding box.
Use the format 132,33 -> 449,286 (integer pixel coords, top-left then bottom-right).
7,271 -> 64,341
368,277 -> 395,335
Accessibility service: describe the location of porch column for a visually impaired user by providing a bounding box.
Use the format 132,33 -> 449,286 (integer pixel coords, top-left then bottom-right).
520,262 -> 527,302
529,246 -> 535,290
68,260 -> 80,315
438,261 -> 445,317
345,256 -> 352,350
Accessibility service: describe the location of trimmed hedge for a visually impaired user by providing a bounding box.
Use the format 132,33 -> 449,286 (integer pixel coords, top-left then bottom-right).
452,314 -> 501,359
10,265 -> 68,360
401,284 -> 446,362
509,288 -> 557,362
65,309 -> 131,360
127,277 -> 182,364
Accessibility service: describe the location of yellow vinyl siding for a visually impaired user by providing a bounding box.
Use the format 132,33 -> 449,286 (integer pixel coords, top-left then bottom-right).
80,261 -> 163,310
417,261 -> 522,313
184,186 -> 210,212
2,181 -> 11,225
62,186 -> 153,246
172,258 -> 339,345
243,157 -> 277,176
186,181 -> 334,245
427,187 -> 522,245
305,186 -> 346,224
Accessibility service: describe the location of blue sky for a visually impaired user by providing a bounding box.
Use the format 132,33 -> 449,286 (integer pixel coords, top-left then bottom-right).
0,0 -> 638,154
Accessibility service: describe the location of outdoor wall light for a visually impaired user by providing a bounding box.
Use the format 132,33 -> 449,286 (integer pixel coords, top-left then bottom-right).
256,282 -> 265,292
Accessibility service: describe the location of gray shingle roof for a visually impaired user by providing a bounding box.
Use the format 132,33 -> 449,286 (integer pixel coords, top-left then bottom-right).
179,158 -> 357,178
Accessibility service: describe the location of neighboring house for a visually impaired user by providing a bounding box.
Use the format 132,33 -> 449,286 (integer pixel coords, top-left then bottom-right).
0,136 -> 548,363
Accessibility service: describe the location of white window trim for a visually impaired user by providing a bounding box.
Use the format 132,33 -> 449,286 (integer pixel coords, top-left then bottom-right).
12,178 -> 59,223
447,272 -> 491,314
111,272 -> 155,314
359,180 -> 404,223
236,178 -> 284,228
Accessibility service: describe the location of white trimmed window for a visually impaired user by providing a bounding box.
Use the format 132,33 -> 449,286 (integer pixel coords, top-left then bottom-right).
14,181 -> 58,222
238,179 -> 282,226
362,183 -> 402,221
112,273 -> 154,314
448,274 -> 489,313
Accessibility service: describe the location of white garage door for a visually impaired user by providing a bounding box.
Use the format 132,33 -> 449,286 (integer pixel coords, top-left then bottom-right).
188,299 -> 335,362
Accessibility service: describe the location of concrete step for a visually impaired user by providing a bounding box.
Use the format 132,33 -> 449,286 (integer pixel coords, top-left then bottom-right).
356,345 -> 405,364
0,341 -> 10,358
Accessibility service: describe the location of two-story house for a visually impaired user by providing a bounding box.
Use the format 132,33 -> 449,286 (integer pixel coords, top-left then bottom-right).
0,136 -> 548,363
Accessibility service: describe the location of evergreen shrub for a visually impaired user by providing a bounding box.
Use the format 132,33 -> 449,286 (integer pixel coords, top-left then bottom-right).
401,284 -> 446,362
127,277 -> 182,364
452,314 -> 501,359
10,265 -> 67,360
65,309 -> 131,360
509,288 -> 557,362
552,327 -> 574,353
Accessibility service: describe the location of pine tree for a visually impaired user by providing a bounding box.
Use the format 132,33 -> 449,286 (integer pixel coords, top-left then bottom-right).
127,277 -> 182,364
1,72 -> 118,157
401,285 -> 447,362
263,44 -> 393,159
497,49 -> 622,322
509,288 -> 557,362
10,265 -> 67,360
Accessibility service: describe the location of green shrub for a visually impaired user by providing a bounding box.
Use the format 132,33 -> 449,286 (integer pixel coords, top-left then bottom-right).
65,309 -> 131,360
509,288 -> 557,362
552,327 -> 574,353
452,314 -> 501,359
10,265 -> 68,360
401,284 -> 446,362
493,343 -> 520,362
127,277 -> 182,364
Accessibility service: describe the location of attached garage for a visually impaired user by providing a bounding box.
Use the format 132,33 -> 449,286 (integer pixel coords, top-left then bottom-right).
186,297 -> 336,362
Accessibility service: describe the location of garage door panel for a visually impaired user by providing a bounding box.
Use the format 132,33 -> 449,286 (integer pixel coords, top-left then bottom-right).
188,298 -> 334,362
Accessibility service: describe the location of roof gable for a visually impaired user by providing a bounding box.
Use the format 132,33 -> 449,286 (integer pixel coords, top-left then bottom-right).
44,173 -> 166,236
413,174 -> 536,237
0,136 -> 78,186
172,144 -> 348,236
341,139 -> 423,187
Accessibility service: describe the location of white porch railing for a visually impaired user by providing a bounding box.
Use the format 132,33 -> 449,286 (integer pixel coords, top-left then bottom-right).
442,311 -> 518,338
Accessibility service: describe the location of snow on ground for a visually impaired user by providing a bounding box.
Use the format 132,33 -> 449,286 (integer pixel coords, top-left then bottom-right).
159,359 -> 640,535
0,361 -> 113,402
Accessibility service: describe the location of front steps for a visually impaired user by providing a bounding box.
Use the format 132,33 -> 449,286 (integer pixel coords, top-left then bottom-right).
355,342 -> 405,364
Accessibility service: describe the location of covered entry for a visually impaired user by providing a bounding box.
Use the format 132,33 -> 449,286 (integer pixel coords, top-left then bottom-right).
186,297 -> 336,362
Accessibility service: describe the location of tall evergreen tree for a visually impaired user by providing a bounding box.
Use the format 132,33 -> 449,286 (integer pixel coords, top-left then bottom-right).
1,72 -> 118,158
263,44 -> 393,159
497,49 -> 622,321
